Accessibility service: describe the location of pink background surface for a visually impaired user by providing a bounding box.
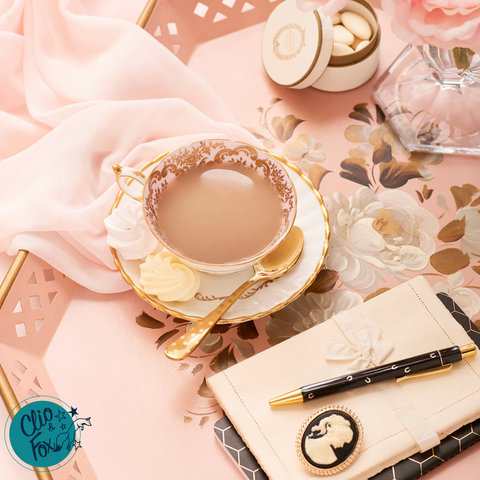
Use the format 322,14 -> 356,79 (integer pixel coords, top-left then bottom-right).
1,254 -> 479,480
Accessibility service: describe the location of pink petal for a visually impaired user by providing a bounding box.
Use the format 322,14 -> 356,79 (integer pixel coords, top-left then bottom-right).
296,0 -> 327,12
320,0 -> 349,16
296,0 -> 348,15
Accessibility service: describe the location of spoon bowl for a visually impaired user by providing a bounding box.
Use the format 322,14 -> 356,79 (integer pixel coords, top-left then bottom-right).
253,226 -> 304,278
165,226 -> 305,361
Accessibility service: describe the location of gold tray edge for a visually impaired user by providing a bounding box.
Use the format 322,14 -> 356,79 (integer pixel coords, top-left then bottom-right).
0,250 -> 54,479
136,0 -> 159,28
0,250 -> 29,311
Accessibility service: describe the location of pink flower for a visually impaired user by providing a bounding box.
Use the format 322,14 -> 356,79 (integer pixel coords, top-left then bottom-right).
296,0 -> 348,16
382,0 -> 480,51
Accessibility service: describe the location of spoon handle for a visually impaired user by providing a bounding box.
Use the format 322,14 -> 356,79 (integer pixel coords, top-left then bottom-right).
165,274 -> 265,361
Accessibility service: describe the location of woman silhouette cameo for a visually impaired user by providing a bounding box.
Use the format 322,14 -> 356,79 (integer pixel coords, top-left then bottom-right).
304,414 -> 354,466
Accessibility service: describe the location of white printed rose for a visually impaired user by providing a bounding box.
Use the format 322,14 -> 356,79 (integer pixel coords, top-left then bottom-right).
457,207 -> 480,260
433,272 -> 480,319
324,187 -> 439,293
267,289 -> 363,345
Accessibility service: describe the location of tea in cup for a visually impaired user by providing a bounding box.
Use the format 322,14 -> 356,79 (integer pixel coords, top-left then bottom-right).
113,139 -> 297,274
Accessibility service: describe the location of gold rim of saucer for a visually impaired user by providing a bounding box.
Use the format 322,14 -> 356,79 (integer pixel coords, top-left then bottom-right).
109,148 -> 330,324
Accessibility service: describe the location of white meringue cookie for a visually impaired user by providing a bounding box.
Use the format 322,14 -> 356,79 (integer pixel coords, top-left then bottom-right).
139,251 -> 200,302
105,202 -> 158,260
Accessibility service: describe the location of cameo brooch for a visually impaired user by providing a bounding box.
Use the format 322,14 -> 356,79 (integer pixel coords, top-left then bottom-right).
296,405 -> 363,475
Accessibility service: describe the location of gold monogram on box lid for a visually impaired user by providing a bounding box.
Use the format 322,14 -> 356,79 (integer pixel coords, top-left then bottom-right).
296,405 -> 363,475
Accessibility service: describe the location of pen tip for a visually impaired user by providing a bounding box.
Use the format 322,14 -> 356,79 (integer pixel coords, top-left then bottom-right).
269,389 -> 303,406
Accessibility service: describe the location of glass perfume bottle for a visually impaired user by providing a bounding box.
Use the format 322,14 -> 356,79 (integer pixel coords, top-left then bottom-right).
373,45 -> 480,156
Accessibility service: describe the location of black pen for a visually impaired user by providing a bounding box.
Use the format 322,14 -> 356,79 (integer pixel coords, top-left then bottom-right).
269,343 -> 477,406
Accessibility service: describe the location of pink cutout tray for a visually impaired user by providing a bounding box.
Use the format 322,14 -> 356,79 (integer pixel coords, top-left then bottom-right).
0,252 -> 244,480
2,1 -> 479,479
142,0 -> 281,64
0,253 -> 95,480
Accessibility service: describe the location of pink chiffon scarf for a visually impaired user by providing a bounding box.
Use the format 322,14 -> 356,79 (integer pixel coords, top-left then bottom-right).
0,0 -> 256,292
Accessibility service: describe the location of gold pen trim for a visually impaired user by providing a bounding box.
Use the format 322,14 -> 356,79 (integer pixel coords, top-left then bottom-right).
271,344 -> 477,405
460,343 -> 477,358
396,364 -> 453,383
269,388 -> 303,406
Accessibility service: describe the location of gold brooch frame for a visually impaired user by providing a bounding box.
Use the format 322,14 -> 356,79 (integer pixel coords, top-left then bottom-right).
296,404 -> 364,476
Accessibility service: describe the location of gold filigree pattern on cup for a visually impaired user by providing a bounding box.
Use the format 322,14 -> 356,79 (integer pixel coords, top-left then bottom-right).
145,141 -> 226,225
143,139 -> 296,269
214,144 -> 258,165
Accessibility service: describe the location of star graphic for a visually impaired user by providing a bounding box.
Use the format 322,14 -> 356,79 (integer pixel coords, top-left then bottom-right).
68,407 -> 78,418
74,440 -> 82,451
60,423 -> 66,430
55,410 -> 66,421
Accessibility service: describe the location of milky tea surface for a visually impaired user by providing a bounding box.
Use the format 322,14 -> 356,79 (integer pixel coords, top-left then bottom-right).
156,164 -> 284,264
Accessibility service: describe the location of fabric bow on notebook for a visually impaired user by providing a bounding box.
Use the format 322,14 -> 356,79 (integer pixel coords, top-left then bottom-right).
324,313 -> 394,371
208,277 -> 480,480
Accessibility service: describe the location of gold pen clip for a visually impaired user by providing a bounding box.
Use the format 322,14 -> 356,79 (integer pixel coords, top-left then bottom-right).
396,364 -> 453,383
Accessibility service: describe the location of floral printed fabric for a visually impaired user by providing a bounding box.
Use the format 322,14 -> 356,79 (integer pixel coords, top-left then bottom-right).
325,188 -> 438,293
0,0 -> 255,292
262,101 -> 480,346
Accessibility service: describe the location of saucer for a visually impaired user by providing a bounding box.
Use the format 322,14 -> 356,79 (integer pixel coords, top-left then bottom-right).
110,155 -> 330,323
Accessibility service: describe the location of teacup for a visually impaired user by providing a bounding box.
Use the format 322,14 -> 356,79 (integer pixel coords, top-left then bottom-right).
113,139 -> 297,274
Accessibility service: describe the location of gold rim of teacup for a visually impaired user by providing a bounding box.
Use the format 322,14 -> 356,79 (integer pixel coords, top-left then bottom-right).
119,139 -> 299,270
109,146 -> 330,324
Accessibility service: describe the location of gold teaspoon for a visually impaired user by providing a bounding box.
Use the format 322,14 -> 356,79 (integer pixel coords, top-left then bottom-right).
164,226 -> 305,361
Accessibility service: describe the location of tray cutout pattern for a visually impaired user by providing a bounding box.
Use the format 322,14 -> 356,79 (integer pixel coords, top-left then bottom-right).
144,0 -> 280,63
0,252 -> 97,480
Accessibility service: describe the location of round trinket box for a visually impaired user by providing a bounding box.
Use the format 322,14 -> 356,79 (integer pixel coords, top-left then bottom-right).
261,0 -> 380,92
296,405 -> 363,475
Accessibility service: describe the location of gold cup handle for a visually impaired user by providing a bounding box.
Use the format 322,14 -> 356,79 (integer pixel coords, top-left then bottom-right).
112,165 -> 146,201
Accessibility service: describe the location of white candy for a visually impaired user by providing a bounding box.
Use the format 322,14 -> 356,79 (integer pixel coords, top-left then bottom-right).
351,36 -> 363,50
355,40 -> 370,52
332,42 -> 355,56
333,25 -> 354,46
340,11 -> 372,40
330,12 -> 341,25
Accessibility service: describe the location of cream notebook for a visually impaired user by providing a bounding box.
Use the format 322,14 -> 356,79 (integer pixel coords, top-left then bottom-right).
207,277 -> 480,480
